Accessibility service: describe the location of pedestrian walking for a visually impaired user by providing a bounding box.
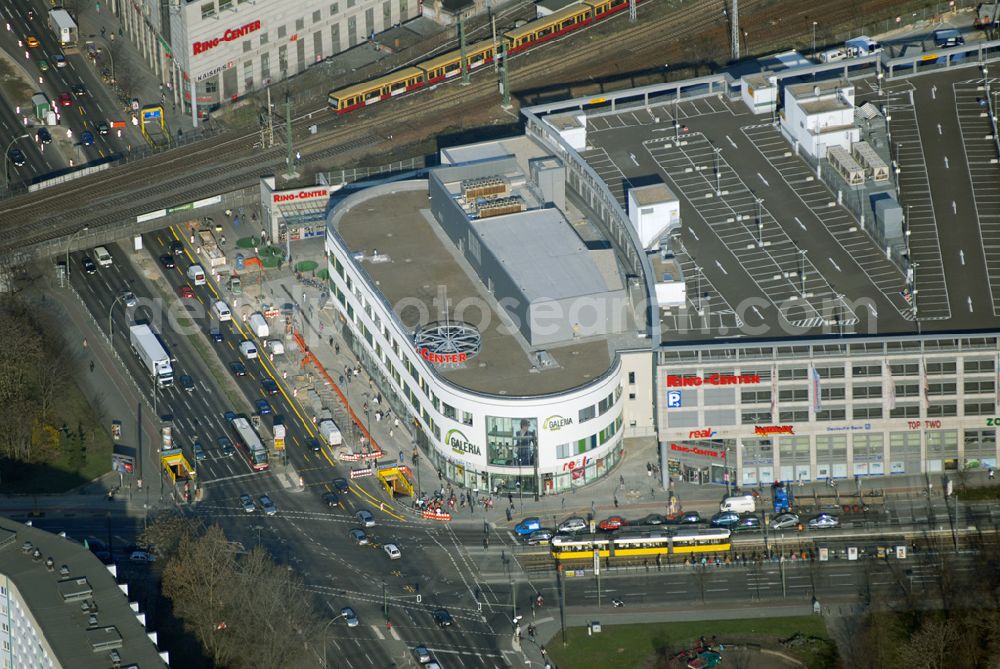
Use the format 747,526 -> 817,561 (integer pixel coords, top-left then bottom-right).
89,360 -> 95,373
990,468 -> 996,481
561,497 -> 565,510
619,474 -> 624,486
394,417 -> 399,428
613,496 -> 619,508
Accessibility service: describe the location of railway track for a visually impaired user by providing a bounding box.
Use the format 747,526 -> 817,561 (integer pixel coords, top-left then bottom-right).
0,0 -> 924,256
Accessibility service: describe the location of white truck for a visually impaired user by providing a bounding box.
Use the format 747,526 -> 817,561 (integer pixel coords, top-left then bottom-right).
48,9 -> 78,48
129,324 -> 173,387
317,410 -> 343,447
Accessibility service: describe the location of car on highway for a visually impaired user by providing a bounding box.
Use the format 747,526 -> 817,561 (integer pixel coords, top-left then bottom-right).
557,517 -> 588,534
239,494 -> 255,513
356,510 -> 375,527
8,148 -> 26,167
38,58 -> 49,71
81,257 -> 97,274
525,529 -> 554,546
309,438 -> 322,452
71,83 -> 87,97
433,609 -> 453,628
36,127 -> 51,144
515,517 -> 541,536
159,254 -> 175,269
673,511 -> 703,525
229,361 -> 247,376
178,285 -> 195,299
26,36 -> 40,48
259,495 -> 277,516
638,513 -> 667,526
170,240 -> 184,256
121,290 -> 137,308
81,131 -> 94,146
322,492 -> 339,508
97,120 -> 110,135
598,516 -> 626,532
341,607 -> 359,627
414,645 -> 432,663
54,54 -> 66,68
732,514 -> 762,533
770,513 -> 801,530
193,441 -> 207,461
218,436 -> 236,457
58,92 -> 72,106
255,398 -> 272,415
209,326 -> 223,342
807,513 -> 840,530
709,511 -> 740,529
333,478 -> 350,494
349,528 -> 369,545
261,377 -> 279,395
180,374 -> 195,392
384,543 -> 402,560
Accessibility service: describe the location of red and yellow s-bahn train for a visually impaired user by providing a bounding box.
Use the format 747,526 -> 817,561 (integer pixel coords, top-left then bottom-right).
328,0 -> 636,113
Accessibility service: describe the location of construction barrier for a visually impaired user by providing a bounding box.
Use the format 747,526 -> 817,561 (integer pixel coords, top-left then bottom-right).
350,467 -> 374,479
422,510 -> 452,521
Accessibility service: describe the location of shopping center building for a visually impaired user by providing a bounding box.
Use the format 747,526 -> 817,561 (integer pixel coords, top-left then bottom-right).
319,38 -> 1000,492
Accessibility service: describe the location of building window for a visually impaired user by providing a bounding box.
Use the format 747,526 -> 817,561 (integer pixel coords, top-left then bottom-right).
628,392 -> 636,400
778,368 -> 808,381
441,402 -> 456,421
895,383 -> 920,398
461,411 -> 473,426
820,387 -> 846,401
348,0 -> 356,7
889,362 -> 918,375
814,366 -> 845,378
219,0 -> 233,10
578,405 -> 595,423
279,44 -> 288,73
964,380 -> 995,394
201,2 -> 216,19
778,388 -> 808,402
487,416 -> 537,466
889,404 -> 920,419
779,410 -> 808,422
399,0 -> 408,21
964,402 -> 994,416
243,60 -> 253,88
852,385 -> 882,400
851,364 -> 881,377
814,408 -> 846,421
331,2 -> 340,14
965,358 -> 995,374
926,403 -> 957,417
741,411 -> 771,424
313,9 -> 322,22
628,371 -> 636,384
598,393 -> 614,415
243,39 -> 252,53
926,360 -> 956,375
278,25 -> 287,38
260,52 -> 270,79
260,31 -> 269,46
296,18 -> 305,31
927,382 -> 957,396
852,405 -> 882,419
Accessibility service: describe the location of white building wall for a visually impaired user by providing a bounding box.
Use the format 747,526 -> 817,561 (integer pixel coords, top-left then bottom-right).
0,576 -> 57,669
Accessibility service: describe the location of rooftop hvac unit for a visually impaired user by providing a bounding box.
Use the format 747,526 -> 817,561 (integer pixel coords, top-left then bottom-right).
477,196 -> 525,219
461,175 -> 508,200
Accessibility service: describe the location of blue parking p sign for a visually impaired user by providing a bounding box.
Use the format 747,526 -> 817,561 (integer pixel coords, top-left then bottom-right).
667,390 -> 682,408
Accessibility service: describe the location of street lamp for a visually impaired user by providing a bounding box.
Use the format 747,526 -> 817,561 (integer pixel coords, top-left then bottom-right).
811,21 -> 818,60
108,293 -> 125,339
4,133 -> 29,186
65,225 -> 90,275
320,614 -> 345,668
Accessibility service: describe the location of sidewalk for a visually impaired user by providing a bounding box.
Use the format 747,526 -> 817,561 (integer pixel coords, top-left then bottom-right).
2,264 -> 165,515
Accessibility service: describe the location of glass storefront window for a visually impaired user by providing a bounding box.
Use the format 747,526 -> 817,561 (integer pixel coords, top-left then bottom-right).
486,416 -> 537,466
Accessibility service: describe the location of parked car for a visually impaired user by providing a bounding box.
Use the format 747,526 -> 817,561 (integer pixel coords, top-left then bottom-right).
732,514 -> 762,533
341,607 -> 359,627
770,513 -> 801,530
219,436 -> 236,457
193,441 -> 207,461
710,511 -> 741,529
349,528 -> 369,545
515,517 -> 542,536
259,495 -> 277,516
525,529 -> 554,545
598,516 -> 626,532
673,511 -> 703,525
384,543 -> 402,560
638,513 -> 667,526
557,517 -> 588,534
356,509 -> 375,527
433,608 -> 453,628
322,492 -> 339,508
807,513 -> 840,529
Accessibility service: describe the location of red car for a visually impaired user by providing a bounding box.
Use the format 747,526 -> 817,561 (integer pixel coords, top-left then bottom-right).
58,92 -> 72,107
178,285 -> 195,299
598,516 -> 626,532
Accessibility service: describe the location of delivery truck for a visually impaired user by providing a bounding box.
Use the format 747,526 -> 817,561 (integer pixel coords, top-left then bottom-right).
129,324 -> 174,387
317,411 -> 343,447
48,9 -> 78,48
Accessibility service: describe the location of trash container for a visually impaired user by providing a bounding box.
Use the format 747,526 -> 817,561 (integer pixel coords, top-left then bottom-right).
235,253 -> 245,271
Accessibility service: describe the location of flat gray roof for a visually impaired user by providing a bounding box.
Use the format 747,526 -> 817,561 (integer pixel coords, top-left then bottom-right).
0,516 -> 164,668
335,188 -> 617,396
473,209 -> 620,301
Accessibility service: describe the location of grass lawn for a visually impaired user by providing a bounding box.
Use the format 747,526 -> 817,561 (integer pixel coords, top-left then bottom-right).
957,484 -> 1000,501
0,379 -> 111,494
546,615 -> 837,669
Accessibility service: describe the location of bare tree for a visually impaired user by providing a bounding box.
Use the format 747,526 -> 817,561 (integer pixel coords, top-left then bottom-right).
899,618 -> 958,669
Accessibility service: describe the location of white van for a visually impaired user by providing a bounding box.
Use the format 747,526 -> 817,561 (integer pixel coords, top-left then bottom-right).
94,246 -> 113,267
719,494 -> 756,513
186,264 -> 206,286
239,340 -> 258,359
265,339 -> 285,355
212,300 -> 231,321
249,312 -> 269,338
